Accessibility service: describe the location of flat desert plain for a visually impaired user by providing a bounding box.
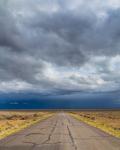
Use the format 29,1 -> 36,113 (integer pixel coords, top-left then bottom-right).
0,111 -> 54,139
70,110 -> 120,138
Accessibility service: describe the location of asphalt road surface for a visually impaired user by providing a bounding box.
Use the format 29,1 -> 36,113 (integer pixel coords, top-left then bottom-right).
0,112 -> 120,150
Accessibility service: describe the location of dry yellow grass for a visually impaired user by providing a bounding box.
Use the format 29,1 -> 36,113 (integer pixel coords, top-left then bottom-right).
0,111 -> 54,139
69,111 -> 120,138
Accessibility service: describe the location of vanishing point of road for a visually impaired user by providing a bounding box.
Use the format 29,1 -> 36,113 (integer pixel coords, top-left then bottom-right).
0,112 -> 120,150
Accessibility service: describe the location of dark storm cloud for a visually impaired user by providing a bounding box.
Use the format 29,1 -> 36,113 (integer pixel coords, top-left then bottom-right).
21,6 -> 120,58
0,51 -> 36,82
0,0 -> 120,93
0,2 -> 24,51
1,1 -> 120,59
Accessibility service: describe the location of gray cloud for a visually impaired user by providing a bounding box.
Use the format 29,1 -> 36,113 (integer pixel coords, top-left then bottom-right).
0,0 -> 120,93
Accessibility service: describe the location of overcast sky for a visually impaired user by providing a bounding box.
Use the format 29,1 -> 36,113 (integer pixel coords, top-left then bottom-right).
0,0 -> 120,108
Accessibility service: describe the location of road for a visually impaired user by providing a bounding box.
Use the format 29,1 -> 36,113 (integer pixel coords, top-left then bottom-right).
0,112 -> 120,150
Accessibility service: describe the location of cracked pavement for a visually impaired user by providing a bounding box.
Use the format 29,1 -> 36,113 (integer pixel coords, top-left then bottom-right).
0,112 -> 120,150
